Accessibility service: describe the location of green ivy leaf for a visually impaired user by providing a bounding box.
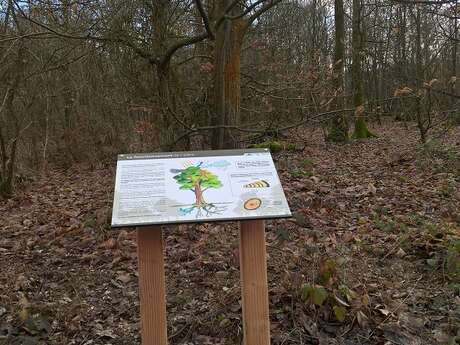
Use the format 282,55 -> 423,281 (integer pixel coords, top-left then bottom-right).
301,284 -> 313,302
339,285 -> 358,302
312,286 -> 328,306
333,305 -> 347,322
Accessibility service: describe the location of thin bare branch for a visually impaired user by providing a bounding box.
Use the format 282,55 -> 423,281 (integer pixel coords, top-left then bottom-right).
194,0 -> 215,40
248,0 -> 283,25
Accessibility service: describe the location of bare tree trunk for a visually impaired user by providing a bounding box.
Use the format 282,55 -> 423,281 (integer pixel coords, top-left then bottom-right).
157,61 -> 177,148
414,6 -> 427,143
395,4 -> 408,122
211,2 -> 247,149
0,1 -> 23,198
452,0 -> 458,99
152,1 -> 176,149
61,0 -> 76,163
0,59 -> 23,198
352,0 -> 375,139
327,0 -> 348,142
0,87 -> 19,198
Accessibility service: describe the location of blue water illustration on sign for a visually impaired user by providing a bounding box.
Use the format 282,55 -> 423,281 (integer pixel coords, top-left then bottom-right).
201,160 -> 231,169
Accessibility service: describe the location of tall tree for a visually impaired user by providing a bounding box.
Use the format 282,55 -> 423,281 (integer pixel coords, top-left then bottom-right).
413,6 -> 430,143
352,0 -> 375,138
212,1 -> 246,149
211,0 -> 282,149
0,0 -> 31,197
327,0 -> 348,142
451,0 -> 458,98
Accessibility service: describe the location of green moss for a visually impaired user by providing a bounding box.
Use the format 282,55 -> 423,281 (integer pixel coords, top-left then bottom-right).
249,140 -> 297,153
269,141 -> 283,153
286,143 -> 297,151
353,118 -> 377,139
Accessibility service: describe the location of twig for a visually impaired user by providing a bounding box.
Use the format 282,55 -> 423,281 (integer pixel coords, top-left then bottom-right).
364,275 -> 423,341
165,107 -> 355,149
0,87 -> 10,120
0,31 -> 56,43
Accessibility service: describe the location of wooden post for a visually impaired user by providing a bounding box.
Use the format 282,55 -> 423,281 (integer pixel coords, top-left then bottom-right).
137,226 -> 168,345
239,220 -> 271,345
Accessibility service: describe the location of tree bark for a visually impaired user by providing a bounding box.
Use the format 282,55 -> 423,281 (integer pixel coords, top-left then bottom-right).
0,64 -> 22,198
352,0 -> 374,139
0,3 -> 23,198
451,0 -> 458,99
327,0 -> 348,142
414,6 -> 427,143
157,62 -> 178,148
152,1 -> 179,149
211,1 -> 247,149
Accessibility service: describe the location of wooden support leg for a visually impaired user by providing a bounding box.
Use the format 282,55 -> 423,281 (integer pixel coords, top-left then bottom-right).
239,220 -> 271,345
137,227 -> 168,345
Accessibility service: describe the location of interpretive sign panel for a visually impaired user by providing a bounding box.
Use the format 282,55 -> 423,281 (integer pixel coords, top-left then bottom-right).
111,148 -> 291,227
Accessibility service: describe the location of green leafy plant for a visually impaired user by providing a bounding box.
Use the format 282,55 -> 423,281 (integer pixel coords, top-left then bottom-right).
299,281 -> 365,323
301,284 -> 328,306
333,305 -> 347,322
293,258 -> 369,323
290,169 -> 313,178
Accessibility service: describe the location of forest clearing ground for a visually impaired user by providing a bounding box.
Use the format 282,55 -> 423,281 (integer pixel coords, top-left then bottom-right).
0,123 -> 459,345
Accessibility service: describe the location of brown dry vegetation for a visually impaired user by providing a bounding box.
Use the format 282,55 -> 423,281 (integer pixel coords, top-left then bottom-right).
1,124 -> 459,345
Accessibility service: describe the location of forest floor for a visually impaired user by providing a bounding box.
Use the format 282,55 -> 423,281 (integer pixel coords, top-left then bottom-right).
0,123 -> 459,345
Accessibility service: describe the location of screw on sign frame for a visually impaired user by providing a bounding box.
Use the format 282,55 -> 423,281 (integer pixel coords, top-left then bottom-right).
111,149 -> 291,345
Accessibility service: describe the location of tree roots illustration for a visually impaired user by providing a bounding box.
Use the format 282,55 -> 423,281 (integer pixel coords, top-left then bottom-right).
179,202 -> 228,218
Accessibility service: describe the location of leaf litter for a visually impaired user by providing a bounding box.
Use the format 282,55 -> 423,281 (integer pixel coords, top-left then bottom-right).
0,124 -> 459,344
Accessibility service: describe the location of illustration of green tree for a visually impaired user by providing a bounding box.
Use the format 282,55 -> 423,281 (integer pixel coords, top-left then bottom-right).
173,165 -> 223,215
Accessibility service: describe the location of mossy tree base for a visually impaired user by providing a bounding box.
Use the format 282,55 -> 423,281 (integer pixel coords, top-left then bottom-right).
352,128 -> 377,139
352,118 -> 377,139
